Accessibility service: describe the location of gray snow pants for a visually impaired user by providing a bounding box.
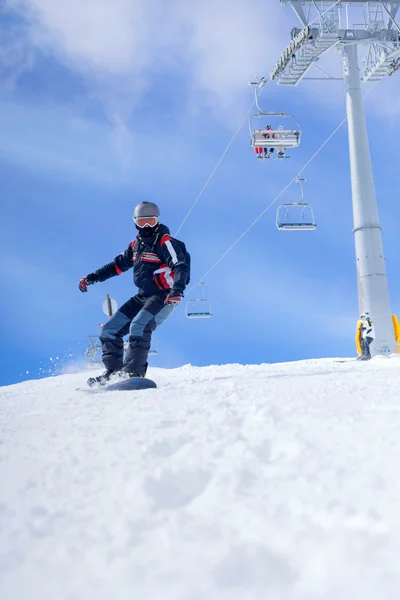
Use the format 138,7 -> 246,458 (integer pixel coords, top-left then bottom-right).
99,293 -> 174,376
361,336 -> 374,358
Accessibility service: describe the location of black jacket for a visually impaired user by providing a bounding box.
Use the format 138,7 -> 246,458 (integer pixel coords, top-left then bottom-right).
87,225 -> 190,297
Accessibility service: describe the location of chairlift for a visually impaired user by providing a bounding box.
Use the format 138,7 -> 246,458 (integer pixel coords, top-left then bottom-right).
186,282 -> 212,319
276,177 -> 316,231
149,344 -> 159,356
85,335 -> 102,363
249,78 -> 301,160
276,203 -> 316,230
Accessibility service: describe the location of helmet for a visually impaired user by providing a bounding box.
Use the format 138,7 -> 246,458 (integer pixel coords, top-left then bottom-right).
360,312 -> 370,320
133,201 -> 160,231
133,201 -> 160,220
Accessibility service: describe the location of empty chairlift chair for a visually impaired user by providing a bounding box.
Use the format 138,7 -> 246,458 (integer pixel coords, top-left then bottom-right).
276,203 -> 316,230
276,177 -> 316,231
186,282 -> 212,319
85,335 -> 102,364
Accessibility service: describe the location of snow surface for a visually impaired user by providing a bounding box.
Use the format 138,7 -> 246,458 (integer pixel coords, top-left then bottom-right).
2,357 -> 400,600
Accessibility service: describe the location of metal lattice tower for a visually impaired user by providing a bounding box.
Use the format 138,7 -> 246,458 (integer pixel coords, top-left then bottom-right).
271,0 -> 400,355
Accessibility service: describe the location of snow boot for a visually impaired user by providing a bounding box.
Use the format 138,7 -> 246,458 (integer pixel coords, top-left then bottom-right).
87,369 -> 115,388
118,362 -> 148,379
87,370 -> 145,388
118,370 -> 144,379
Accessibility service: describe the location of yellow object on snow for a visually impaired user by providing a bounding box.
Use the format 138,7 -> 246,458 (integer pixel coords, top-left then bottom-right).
393,315 -> 400,353
355,319 -> 362,356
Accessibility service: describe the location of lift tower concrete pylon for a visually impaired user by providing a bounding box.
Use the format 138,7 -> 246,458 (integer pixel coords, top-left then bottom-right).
272,0 -> 400,355
343,42 -> 394,355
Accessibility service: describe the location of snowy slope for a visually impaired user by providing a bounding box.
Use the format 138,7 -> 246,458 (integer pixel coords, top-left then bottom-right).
2,358 -> 400,600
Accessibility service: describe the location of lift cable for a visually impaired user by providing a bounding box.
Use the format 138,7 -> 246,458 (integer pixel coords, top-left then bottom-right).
186,80 -> 380,295
174,101 -> 257,237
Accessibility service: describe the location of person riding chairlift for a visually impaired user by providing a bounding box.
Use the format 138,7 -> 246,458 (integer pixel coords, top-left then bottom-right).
253,129 -> 263,156
262,125 -> 275,140
253,127 -> 274,159
263,125 -> 275,158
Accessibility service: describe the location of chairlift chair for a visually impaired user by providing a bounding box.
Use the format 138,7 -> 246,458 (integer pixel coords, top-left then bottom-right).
85,335 -> 102,363
248,78 -> 301,160
276,177 -> 317,231
186,282 -> 212,319
276,203 -> 316,230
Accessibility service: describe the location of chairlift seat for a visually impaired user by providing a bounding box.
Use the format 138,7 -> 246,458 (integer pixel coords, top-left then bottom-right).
186,311 -> 213,319
252,129 -> 300,149
277,223 -> 317,230
186,304 -> 213,318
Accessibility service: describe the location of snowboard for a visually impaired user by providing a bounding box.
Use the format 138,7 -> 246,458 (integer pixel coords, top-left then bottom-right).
335,358 -> 371,363
77,377 -> 157,393
335,360 -> 355,363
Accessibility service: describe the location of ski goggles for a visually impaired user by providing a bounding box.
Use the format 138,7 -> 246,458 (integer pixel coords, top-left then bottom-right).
134,216 -> 159,228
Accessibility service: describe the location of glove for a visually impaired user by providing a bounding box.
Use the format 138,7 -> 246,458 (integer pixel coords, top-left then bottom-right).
78,274 -> 95,293
165,290 -> 183,305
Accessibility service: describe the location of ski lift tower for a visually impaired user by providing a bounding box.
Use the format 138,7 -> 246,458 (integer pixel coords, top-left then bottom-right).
271,0 -> 400,355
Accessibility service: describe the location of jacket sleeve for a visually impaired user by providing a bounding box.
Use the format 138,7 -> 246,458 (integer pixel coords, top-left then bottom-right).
88,241 -> 135,283
158,234 -> 190,293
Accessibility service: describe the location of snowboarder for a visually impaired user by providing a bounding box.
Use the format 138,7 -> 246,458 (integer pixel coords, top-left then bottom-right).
78,202 -> 190,387
356,312 -> 375,361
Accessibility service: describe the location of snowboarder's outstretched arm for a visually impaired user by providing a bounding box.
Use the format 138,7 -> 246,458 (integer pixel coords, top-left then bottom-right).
78,242 -> 135,292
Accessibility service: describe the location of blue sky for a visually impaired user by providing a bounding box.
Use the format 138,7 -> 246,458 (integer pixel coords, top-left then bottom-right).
1,0 -> 400,386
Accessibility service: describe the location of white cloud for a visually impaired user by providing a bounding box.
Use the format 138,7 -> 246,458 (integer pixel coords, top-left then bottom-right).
7,0 -> 285,112
367,73 -> 400,119
5,0 -> 400,115
0,15 -> 33,88
10,0 -> 162,74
